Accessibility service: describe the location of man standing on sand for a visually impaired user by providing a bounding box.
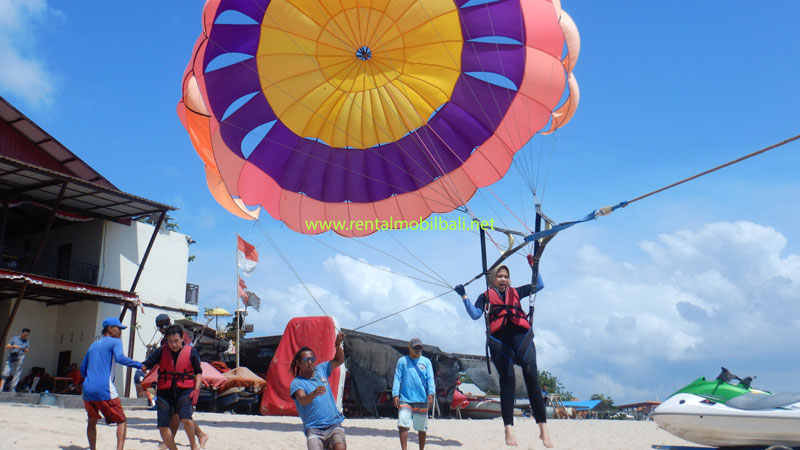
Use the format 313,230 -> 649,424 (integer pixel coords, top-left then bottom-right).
392,338 -> 435,450
81,318 -> 142,450
1,327 -> 30,392
143,325 -> 204,450
152,314 -> 208,448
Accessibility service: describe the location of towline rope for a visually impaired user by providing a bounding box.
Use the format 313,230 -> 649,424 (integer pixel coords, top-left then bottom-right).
624,133 -> 800,207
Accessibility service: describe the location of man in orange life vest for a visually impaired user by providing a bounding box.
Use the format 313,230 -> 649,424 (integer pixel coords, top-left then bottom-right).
154,314 -> 208,449
142,325 -> 203,450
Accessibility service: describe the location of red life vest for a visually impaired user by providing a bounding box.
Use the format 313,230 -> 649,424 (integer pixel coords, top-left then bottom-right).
486,287 -> 530,334
157,345 -> 195,390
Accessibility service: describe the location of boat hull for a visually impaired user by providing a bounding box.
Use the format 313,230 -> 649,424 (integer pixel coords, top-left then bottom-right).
461,398 -> 502,419
652,393 -> 800,447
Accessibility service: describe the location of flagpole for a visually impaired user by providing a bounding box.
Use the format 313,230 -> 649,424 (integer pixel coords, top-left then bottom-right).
236,233 -> 240,369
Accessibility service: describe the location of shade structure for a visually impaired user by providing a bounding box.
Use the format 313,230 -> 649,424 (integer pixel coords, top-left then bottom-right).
179,0 -> 580,236
204,307 -> 232,317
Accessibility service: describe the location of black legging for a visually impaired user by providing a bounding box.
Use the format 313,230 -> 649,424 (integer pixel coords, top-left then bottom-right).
489,325 -> 547,426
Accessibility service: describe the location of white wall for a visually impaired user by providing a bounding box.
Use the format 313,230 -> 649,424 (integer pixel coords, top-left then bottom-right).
99,220 -> 194,312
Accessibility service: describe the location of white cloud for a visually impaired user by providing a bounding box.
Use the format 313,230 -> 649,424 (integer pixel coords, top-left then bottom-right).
241,221 -> 800,404
536,221 -> 800,403
245,254 -> 480,353
0,0 -> 57,106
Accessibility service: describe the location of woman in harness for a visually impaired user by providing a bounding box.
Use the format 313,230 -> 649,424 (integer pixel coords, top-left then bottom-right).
455,264 -> 552,448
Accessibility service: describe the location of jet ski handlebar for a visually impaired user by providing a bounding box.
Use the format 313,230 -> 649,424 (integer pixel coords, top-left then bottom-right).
716,367 -> 756,388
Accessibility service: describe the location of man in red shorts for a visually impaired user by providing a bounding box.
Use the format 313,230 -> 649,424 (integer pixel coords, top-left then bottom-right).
80,317 -> 142,450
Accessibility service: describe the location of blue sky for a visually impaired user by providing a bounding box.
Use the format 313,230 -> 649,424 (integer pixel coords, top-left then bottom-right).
3,0 -> 800,404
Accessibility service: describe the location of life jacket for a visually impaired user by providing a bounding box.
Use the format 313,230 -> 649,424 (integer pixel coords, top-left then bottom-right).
157,345 -> 195,390
486,287 -> 530,334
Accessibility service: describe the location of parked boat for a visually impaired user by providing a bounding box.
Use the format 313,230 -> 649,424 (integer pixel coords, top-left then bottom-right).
460,396 -> 502,419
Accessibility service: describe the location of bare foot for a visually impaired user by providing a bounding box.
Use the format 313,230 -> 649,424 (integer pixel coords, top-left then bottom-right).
198,432 -> 210,449
504,425 -> 518,446
538,423 -> 554,448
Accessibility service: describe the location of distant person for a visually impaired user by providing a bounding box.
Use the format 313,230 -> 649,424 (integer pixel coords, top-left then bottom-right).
142,325 -> 204,450
66,363 -> 83,394
455,263 -> 553,447
152,314 -> 208,449
80,317 -> 142,450
392,338 -> 435,450
290,332 -> 346,450
1,327 -> 30,392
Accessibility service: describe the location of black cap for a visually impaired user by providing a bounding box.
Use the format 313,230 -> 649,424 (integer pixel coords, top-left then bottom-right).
155,314 -> 170,327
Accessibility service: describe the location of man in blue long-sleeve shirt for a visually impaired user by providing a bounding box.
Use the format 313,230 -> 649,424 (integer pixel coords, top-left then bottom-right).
80,317 -> 142,450
392,338 -> 435,450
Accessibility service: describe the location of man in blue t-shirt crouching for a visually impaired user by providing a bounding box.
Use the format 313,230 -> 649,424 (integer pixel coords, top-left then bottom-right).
290,331 -> 346,450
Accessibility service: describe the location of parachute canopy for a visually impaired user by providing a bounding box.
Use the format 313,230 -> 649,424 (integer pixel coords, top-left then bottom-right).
179,0 -> 579,236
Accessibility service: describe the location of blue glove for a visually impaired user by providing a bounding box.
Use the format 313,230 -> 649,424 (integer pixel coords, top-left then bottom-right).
454,284 -> 466,297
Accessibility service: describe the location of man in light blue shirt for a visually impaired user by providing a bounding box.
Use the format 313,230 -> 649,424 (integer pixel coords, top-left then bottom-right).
1,327 -> 30,392
392,338 -> 435,450
290,332 -> 346,450
81,317 -> 142,450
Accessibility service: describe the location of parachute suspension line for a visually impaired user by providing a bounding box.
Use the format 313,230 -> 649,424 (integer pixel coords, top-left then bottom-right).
346,235 -> 452,288
350,289 -> 453,332
379,86 -> 472,212
398,1 -> 537,232
254,220 -> 335,325
386,233 -> 452,289
623,133 -> 800,208
537,136 -> 558,205
308,235 -> 450,289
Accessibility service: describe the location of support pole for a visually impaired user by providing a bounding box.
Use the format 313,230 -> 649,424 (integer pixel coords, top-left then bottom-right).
119,209 -> 165,396
120,210 -> 166,322
123,303 -> 137,397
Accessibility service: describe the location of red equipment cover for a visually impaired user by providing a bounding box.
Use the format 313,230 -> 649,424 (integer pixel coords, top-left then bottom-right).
260,316 -> 344,416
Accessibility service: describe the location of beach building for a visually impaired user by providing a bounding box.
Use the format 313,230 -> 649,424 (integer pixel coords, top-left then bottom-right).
0,96 -> 197,397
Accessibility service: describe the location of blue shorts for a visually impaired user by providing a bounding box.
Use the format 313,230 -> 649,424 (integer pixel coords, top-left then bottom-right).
156,390 -> 193,428
398,402 -> 428,431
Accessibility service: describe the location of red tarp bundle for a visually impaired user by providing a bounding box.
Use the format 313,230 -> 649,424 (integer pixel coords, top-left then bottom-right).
260,316 -> 344,416
221,366 -> 266,392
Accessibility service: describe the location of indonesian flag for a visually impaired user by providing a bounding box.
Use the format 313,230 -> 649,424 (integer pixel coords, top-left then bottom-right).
237,235 -> 258,276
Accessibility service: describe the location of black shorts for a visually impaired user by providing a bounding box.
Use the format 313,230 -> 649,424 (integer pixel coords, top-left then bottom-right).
156,389 -> 193,428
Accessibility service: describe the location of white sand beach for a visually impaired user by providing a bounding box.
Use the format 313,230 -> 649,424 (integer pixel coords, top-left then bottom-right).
0,403 -> 706,450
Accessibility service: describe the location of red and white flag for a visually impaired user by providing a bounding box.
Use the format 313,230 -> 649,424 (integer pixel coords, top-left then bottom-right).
237,277 -> 247,301
237,235 -> 258,276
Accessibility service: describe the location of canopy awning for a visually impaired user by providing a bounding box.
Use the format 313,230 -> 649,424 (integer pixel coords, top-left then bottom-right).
0,268 -> 138,306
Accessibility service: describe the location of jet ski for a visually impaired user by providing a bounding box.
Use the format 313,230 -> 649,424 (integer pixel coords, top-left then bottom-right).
652,367 -> 800,448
